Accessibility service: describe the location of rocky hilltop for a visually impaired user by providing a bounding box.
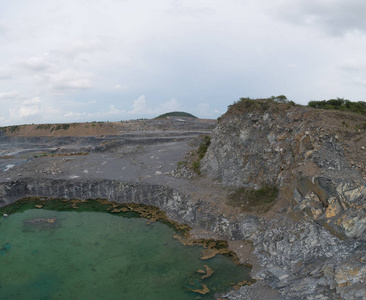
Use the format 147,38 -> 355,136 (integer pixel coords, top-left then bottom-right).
202,98 -> 366,299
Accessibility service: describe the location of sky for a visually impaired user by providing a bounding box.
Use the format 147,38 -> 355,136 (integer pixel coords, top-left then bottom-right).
1,0 -> 366,125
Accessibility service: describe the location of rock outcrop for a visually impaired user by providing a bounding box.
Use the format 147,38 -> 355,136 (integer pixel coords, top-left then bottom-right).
202,99 -> 366,299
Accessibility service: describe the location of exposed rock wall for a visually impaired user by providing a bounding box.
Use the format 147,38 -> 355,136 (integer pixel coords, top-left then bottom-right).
201,100 -> 366,299
0,178 -> 261,242
202,102 -> 366,241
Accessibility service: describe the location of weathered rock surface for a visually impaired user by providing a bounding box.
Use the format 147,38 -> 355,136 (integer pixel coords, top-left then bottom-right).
202,100 -> 366,299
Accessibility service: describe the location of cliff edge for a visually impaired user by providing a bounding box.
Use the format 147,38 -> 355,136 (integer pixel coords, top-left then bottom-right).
202,98 -> 366,299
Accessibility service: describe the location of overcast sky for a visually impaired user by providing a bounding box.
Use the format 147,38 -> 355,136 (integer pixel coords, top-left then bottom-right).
1,0 -> 366,125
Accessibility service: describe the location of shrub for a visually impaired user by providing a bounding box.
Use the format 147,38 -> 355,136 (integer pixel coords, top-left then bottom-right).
197,135 -> 211,160
228,186 -> 278,212
308,98 -> 366,115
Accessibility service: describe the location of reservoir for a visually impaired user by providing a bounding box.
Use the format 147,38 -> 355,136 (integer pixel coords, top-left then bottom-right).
0,203 -> 251,299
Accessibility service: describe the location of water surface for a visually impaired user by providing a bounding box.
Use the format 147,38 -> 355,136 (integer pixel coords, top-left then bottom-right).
0,208 -> 250,299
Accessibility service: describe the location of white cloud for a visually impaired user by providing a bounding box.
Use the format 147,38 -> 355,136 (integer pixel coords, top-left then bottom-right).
274,0 -> 366,36
197,102 -> 211,118
129,95 -> 148,114
64,105 -> 125,120
22,56 -> 54,71
113,84 -> 128,90
161,97 -> 182,112
23,96 -> 41,105
18,105 -> 40,118
0,68 -> 13,80
59,39 -> 104,57
2,0 -> 366,124
8,97 -> 61,123
129,95 -> 184,115
0,91 -> 20,100
49,69 -> 94,90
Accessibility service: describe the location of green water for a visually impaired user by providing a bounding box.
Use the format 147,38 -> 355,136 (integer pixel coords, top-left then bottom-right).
0,209 -> 250,300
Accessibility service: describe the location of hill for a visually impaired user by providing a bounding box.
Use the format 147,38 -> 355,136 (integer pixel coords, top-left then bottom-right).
155,111 -> 197,119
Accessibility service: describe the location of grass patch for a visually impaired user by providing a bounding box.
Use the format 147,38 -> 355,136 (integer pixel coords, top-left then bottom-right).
227,186 -> 278,213
191,135 -> 211,175
192,161 -> 201,175
5,125 -> 21,133
36,124 -> 52,130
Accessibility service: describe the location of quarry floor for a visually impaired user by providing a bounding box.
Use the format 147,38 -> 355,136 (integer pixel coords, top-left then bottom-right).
0,130 -> 281,299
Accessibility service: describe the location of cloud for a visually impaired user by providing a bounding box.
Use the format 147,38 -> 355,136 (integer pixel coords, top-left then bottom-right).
49,69 -> 93,90
0,68 -> 13,80
0,91 -> 20,100
113,84 -> 128,90
23,96 -> 41,105
18,104 -> 40,118
22,56 -> 54,71
8,97 -> 61,123
274,0 -> 366,36
160,97 -> 182,112
59,39 -> 104,57
196,102 -> 211,118
64,105 -> 125,120
129,95 -> 148,114
338,59 -> 366,86
9,97 -> 42,119
167,1 -> 214,17
128,95 -> 183,115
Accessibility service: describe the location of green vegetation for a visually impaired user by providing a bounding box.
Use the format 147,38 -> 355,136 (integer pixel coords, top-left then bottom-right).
6,125 -> 20,133
191,135 -> 211,175
227,186 -> 278,213
197,135 -> 211,159
36,124 -> 52,130
155,111 -> 197,119
308,98 -> 366,115
36,123 -> 79,132
226,96 -> 295,116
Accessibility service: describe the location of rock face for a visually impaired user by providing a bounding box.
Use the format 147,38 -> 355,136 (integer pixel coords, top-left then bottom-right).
202,99 -> 366,299
0,178 -> 261,243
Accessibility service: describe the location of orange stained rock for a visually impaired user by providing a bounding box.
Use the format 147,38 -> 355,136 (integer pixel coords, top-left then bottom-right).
201,265 -> 214,279
325,202 -> 340,218
192,283 -> 210,295
200,248 -> 220,260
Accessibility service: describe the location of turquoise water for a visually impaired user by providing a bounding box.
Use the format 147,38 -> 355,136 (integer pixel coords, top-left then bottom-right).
0,209 -> 250,300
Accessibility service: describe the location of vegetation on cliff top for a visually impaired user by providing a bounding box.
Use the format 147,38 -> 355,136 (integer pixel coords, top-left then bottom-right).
223,96 -> 295,118
225,95 -> 366,119
155,111 -> 197,119
308,98 -> 366,115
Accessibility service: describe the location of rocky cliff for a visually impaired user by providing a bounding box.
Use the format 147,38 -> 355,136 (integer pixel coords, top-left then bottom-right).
202,99 -> 366,299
